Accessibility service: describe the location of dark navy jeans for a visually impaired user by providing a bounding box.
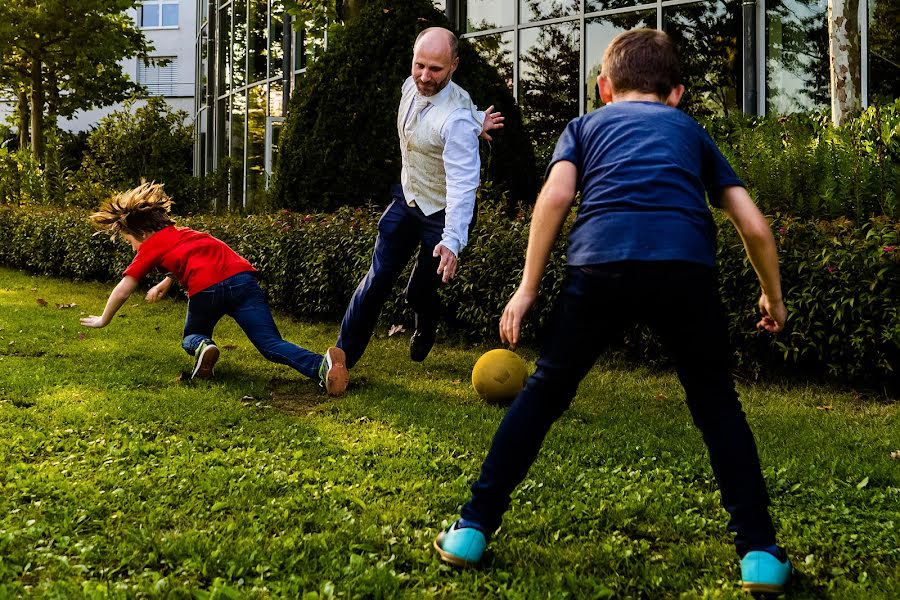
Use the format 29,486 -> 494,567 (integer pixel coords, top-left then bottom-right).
182,271 -> 322,379
461,261 -> 777,557
337,186 -> 446,369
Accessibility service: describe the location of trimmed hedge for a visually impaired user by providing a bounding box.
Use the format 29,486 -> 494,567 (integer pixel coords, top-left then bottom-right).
1,204 -> 896,391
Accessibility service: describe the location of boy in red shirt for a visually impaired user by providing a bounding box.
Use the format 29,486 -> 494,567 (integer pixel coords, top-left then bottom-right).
80,182 -> 348,395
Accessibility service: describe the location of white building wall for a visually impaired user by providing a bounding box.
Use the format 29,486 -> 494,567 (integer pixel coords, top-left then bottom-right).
0,1 -> 195,136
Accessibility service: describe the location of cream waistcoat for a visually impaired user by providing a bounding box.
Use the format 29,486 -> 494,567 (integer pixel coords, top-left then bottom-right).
397,78 -> 481,216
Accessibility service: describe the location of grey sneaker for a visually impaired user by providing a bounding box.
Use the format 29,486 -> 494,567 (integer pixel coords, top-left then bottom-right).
192,340 -> 219,379
318,347 -> 349,396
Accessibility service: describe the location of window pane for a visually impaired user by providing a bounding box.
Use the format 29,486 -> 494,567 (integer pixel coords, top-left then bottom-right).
247,85 -> 267,208
463,0 -> 515,33
231,91 -> 247,207
868,0 -> 900,105
269,80 -> 284,117
270,120 -> 283,176
232,0 -> 248,88
766,0 -> 829,114
520,0 -> 578,24
162,3 -> 178,26
142,4 -> 160,27
218,5 -> 231,93
469,32 -> 514,92
586,0 -> 654,12
585,14 -> 655,112
269,2 -> 284,79
249,0 -> 268,83
200,24 -> 209,101
519,21 -> 580,167
664,1 -> 741,118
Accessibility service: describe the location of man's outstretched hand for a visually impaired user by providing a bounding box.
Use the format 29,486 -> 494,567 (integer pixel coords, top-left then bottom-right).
480,105 -> 505,141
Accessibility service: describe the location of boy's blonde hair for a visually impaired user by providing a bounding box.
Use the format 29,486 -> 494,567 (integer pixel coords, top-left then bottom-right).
601,29 -> 681,99
89,182 -> 176,238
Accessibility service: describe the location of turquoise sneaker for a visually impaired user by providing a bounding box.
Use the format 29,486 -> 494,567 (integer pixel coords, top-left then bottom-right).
741,550 -> 793,594
433,520 -> 487,568
192,340 -> 219,380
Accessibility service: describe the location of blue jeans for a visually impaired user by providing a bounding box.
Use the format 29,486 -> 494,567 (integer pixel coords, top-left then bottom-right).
337,186 -> 446,369
461,261 -> 777,557
182,271 -> 322,379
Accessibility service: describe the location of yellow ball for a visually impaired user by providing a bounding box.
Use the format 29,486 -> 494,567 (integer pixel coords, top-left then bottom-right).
472,349 -> 529,405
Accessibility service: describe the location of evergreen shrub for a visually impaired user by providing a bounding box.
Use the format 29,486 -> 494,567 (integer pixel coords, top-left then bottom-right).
273,0 -> 537,213
1,204 -> 896,391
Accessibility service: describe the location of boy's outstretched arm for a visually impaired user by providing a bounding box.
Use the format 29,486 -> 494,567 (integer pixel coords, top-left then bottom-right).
718,186 -> 786,332
80,276 -> 139,328
500,160 -> 578,347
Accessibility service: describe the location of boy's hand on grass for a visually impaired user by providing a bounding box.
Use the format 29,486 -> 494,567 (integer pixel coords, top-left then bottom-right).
500,287 -> 538,349
80,316 -> 108,328
757,293 -> 786,333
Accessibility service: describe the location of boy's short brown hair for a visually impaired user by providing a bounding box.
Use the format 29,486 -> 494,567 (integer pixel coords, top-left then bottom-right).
601,29 -> 681,99
89,182 -> 175,239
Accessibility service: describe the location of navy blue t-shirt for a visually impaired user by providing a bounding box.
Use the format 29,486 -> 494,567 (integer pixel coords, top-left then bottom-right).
548,101 -> 743,267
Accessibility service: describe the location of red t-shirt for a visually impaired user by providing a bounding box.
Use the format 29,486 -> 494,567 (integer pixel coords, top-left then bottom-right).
123,226 -> 256,297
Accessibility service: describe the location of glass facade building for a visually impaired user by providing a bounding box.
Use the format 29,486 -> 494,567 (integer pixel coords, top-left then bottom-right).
195,0 -> 327,209
196,0 -> 899,208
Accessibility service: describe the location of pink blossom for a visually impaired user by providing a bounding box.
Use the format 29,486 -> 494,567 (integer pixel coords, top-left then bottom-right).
827,266 -> 835,273
884,246 -> 895,253
778,227 -> 786,235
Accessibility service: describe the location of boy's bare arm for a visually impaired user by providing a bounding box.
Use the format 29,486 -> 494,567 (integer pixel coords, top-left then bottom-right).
80,276 -> 139,328
500,161 -> 578,347
719,186 -> 786,332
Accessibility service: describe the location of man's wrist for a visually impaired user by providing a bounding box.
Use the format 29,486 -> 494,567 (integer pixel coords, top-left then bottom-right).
440,239 -> 460,257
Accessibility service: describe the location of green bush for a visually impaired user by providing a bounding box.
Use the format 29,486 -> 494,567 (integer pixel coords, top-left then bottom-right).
84,97 -> 203,214
706,101 -> 900,221
1,203 -> 896,391
0,147 -> 45,206
273,0 -> 537,213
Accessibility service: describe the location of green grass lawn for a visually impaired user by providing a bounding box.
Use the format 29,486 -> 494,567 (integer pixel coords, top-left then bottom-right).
0,267 -> 897,598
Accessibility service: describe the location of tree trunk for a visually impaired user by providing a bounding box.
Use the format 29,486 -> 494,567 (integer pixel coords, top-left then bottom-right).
828,0 -> 862,126
29,58 -> 44,162
16,85 -> 29,150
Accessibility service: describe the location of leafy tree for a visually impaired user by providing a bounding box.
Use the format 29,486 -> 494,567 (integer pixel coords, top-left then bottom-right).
0,0 -> 154,161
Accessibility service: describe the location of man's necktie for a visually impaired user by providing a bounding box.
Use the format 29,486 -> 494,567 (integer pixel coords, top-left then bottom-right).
405,95 -> 429,135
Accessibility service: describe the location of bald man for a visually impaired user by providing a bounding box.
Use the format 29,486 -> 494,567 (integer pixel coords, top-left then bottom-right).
335,27 -> 503,370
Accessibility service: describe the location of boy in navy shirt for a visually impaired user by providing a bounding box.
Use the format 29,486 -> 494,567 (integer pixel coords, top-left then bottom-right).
434,29 -> 792,593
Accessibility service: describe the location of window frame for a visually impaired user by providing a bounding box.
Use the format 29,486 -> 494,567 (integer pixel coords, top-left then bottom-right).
139,0 -> 180,29
137,56 -> 179,96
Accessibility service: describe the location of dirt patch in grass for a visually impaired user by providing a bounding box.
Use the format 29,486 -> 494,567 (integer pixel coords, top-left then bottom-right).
262,379 -> 330,415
